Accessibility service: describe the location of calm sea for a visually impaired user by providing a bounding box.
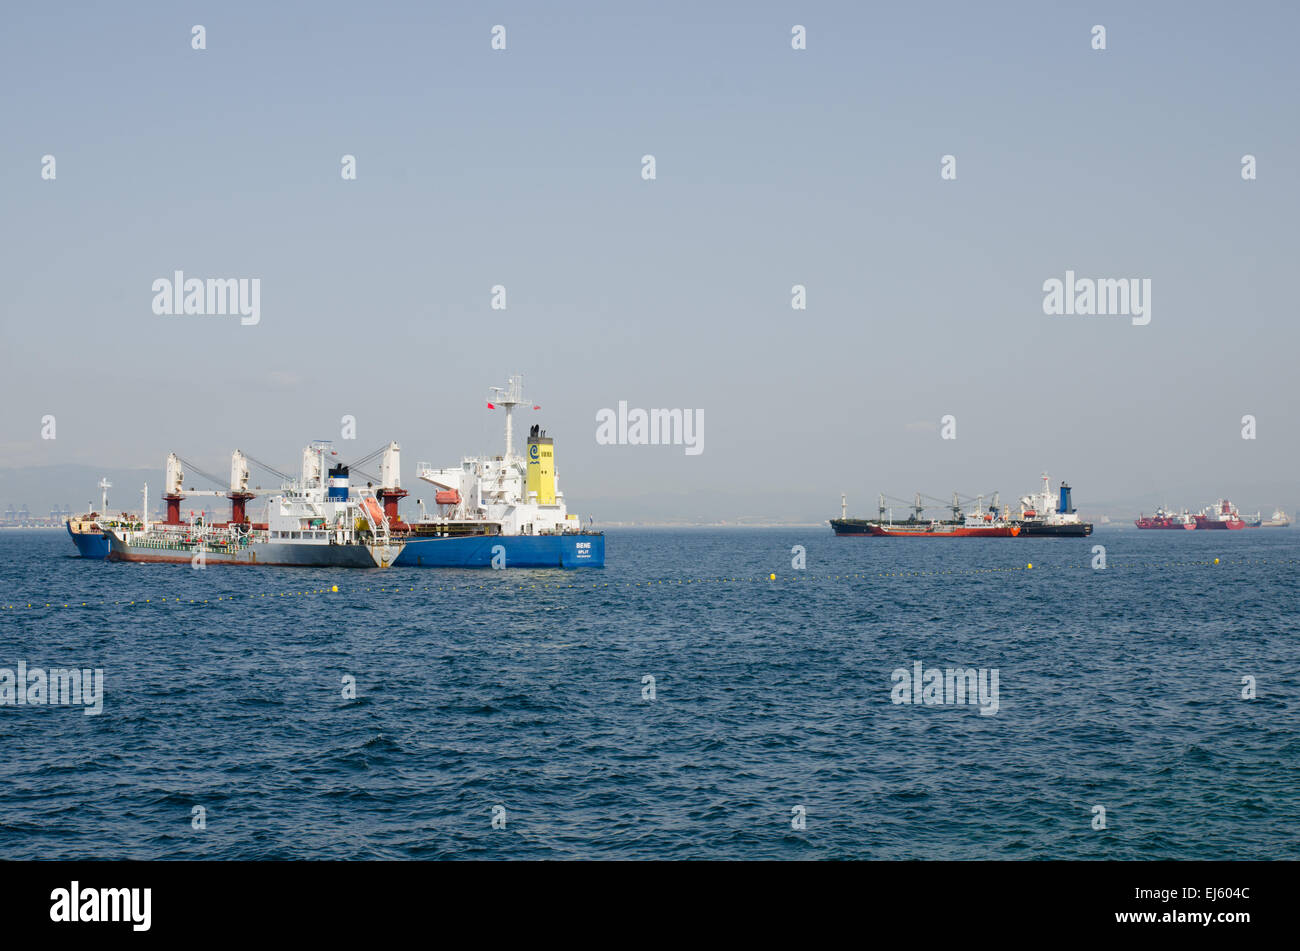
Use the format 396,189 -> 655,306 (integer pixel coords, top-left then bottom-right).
0,526 -> 1296,859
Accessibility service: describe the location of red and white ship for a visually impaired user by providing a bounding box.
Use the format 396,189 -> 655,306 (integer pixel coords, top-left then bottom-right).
1134,507 -> 1197,530
1194,499 -> 1247,530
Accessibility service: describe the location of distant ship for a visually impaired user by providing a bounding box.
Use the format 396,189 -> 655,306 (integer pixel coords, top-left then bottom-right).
832,473 -> 1091,538
831,490 -> 1020,538
1193,499 -> 1247,530
1012,473 -> 1092,537
1257,508 -> 1292,528
66,479 -> 144,558
1135,507 -> 1197,530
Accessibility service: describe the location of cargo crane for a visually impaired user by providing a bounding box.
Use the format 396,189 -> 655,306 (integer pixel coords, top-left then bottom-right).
343,442 -> 405,525
163,451 -> 292,525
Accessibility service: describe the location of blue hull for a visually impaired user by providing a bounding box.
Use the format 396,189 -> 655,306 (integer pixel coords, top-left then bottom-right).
394,533 -> 604,568
67,522 -> 111,558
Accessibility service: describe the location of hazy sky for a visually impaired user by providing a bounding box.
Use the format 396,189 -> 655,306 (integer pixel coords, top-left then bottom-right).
3,1 -> 1297,521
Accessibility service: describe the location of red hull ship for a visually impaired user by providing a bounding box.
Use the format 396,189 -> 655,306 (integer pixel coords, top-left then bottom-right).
1194,499 -> 1246,530
1135,507 -> 1197,530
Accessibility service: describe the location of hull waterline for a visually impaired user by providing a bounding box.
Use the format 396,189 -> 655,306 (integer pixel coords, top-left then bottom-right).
393,533 -> 604,567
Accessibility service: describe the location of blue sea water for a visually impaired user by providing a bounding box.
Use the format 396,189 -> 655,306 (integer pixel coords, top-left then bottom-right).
0,526 -> 1297,860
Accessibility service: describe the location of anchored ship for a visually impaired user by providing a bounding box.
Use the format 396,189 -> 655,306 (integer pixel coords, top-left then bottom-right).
831,491 -> 1020,537
1135,507 -> 1197,530
1256,508 -> 1292,528
832,473 -> 1092,538
87,376 -> 602,570
1012,473 -> 1093,537
105,445 -> 404,567
66,478 -> 144,558
391,376 -> 604,568
1193,499 -> 1247,530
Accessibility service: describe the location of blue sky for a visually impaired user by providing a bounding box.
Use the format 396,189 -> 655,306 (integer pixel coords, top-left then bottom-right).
2,1 -> 1297,519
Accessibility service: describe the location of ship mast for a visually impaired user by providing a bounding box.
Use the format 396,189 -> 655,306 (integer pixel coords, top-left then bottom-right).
489,374 -> 529,462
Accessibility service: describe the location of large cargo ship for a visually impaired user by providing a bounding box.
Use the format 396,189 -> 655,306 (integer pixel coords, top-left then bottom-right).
86,376 -> 603,570
390,376 -> 604,568
105,446 -> 404,567
1012,473 -> 1092,537
66,479 -> 144,558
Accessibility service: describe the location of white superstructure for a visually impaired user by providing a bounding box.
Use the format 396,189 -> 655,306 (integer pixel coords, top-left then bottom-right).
413,375 -> 582,537
260,441 -> 394,547
108,441 -> 403,567
1019,472 -> 1084,526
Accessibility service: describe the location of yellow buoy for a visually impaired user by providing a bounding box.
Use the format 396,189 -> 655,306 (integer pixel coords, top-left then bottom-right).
331,584 -> 339,592
769,573 -> 776,580
1026,563 -> 1033,569
1214,558 -> 1219,565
